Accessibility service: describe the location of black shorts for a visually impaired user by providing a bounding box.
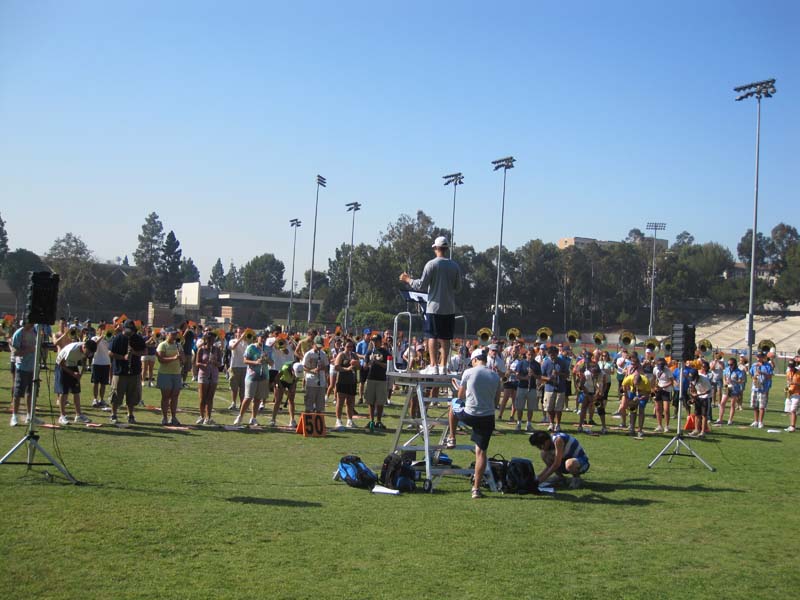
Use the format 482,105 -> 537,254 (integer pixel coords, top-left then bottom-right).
503,381 -> 518,390
55,365 -> 81,395
91,364 -> 111,384
359,366 -> 369,384
269,369 -> 279,385
566,381 -> 573,397
336,382 -> 358,397
278,379 -> 295,391
694,396 -> 709,417
423,313 -> 455,341
655,389 -> 671,403
455,410 -> 495,451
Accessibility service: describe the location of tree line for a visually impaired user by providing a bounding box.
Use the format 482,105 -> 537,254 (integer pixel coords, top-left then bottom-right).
0,211 -> 797,330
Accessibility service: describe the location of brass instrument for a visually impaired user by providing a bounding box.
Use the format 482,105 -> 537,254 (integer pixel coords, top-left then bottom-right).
698,338 -> 713,355
477,327 -> 493,345
536,327 -> 552,342
566,329 -> 580,344
592,332 -> 606,347
104,327 -> 114,340
506,327 -> 520,342
68,326 -> 79,341
661,337 -> 672,353
619,330 -> 635,348
644,337 -> 659,351
757,339 -> 775,354
276,338 -> 287,351
243,328 -> 256,343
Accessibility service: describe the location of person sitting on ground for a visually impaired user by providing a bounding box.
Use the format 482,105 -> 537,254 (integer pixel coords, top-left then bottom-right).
448,349 -> 501,499
529,429 -> 590,489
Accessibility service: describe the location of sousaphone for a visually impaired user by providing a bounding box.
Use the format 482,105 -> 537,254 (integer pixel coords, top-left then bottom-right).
757,339 -> 775,354
644,337 -> 659,351
506,327 -> 521,343
661,337 -> 672,353
619,330 -> 635,348
477,327 -> 493,345
566,329 -> 581,345
592,332 -> 606,347
537,327 -> 552,342
698,338 -> 713,356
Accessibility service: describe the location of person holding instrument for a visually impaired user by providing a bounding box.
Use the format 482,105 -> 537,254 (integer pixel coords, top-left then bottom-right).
235,330 -> 273,427
302,335 -> 329,414
399,236 -> 462,375
108,320 -> 145,424
156,327 -> 184,426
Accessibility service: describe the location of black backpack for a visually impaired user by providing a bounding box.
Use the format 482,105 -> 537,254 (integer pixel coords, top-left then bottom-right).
380,453 -> 416,492
504,458 -> 539,495
338,455 -> 378,489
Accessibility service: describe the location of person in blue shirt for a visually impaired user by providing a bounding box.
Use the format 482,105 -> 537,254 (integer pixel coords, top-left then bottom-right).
10,323 -> 42,427
541,346 -> 564,432
717,357 -> 745,426
749,352 -> 773,428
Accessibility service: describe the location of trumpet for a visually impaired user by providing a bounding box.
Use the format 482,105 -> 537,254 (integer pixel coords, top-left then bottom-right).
619,330 -> 635,348
477,327 -> 493,345
566,329 -> 580,345
698,338 -> 713,355
536,327 -> 552,342
757,339 -> 775,354
661,337 -> 672,353
644,337 -> 659,351
506,327 -> 521,342
592,332 -> 606,347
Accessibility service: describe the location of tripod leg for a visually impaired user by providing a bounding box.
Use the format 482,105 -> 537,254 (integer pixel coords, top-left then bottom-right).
0,436 -> 31,464
27,440 -> 77,483
648,436 -> 679,468
676,438 -> 715,472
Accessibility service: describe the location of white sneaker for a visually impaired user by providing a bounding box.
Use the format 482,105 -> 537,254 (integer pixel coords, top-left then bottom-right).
288,419 -> 297,428
750,421 -> 758,427
346,419 -> 355,428
335,419 -> 344,430
9,414 -> 19,427
228,402 -> 237,411
757,422 -> 764,429
268,419 -> 276,427
232,415 -> 242,426
74,414 -> 91,424
515,421 -> 522,432
204,418 -> 217,426
249,418 -> 259,427
58,415 -> 70,426
785,426 -> 795,432
195,417 -> 205,425
664,426 -> 670,433
653,425 -> 663,433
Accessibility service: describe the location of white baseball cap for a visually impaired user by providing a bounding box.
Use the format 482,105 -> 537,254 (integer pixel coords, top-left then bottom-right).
470,349 -> 486,361
432,236 -> 450,248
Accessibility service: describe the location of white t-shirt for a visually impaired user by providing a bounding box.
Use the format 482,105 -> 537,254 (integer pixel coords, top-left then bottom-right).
91,336 -> 111,366
57,342 -> 84,368
229,338 -> 247,368
303,348 -> 329,388
272,347 -> 294,371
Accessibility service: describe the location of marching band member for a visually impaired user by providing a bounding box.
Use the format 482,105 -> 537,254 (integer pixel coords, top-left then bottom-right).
333,339 -> 359,430
156,327 -> 184,426
234,330 -> 273,427
108,320 -> 145,424
195,329 -> 222,425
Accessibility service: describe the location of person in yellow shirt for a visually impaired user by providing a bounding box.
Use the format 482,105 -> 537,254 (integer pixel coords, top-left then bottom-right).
156,328 -> 184,426
621,372 -> 651,439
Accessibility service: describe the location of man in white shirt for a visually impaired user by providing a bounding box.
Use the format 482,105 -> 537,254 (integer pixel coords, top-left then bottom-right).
302,336 -> 329,413
228,327 -> 247,411
55,339 -> 97,425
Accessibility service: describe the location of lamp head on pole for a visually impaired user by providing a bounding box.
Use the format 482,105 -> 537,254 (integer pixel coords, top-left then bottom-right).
734,78 -> 776,101
345,201 -> 362,213
443,172 -> 464,186
289,218 -> 301,228
316,174 -> 327,187
491,156 -> 516,171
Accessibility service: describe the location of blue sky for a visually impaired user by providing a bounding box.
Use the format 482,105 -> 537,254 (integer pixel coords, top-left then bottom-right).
1,0 -> 797,289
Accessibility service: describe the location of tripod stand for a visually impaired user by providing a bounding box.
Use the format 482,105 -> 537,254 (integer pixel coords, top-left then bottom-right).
0,325 -> 78,483
648,360 -> 715,472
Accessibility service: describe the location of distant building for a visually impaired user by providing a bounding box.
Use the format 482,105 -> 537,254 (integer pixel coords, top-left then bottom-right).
723,262 -> 777,285
557,236 -> 668,252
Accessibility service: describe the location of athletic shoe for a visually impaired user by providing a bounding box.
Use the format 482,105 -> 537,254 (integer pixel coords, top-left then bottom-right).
526,422 -> 534,432
664,427 -> 670,433
233,415 -> 242,426
268,419 -> 276,427
170,417 -> 181,426
110,414 -> 119,423
25,415 -> 44,425
445,437 -> 456,449
288,419 -> 297,428
547,424 -> 554,432
515,421 -> 522,432
92,399 -> 108,408
195,417 -> 204,425
127,414 -> 136,424
576,425 -> 584,433
697,432 -> 706,439
757,422 -> 764,429
688,431 -> 699,437
74,414 -> 91,424
749,421 -> 758,427
612,411 -> 621,417
588,419 -> 598,426
375,422 -> 386,430
228,402 -> 237,411
204,418 -> 216,426
713,419 -> 723,425
554,425 -> 562,433
248,418 -> 259,427
58,415 -> 70,426
471,488 -> 484,499
92,399 -> 100,407
653,426 -> 663,433
161,417 -> 168,426
335,419 -> 344,430
726,420 -> 733,426
346,419 -> 355,428
9,414 -> 18,427
785,426 -> 795,432
600,427 -> 608,435
569,477 -> 583,490
636,431 -> 644,439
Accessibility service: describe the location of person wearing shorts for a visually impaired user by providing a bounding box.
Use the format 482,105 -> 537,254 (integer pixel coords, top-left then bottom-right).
91,329 -> 112,408
302,336 -> 329,415
10,322 -> 39,427
269,338 -> 297,427
513,349 -> 539,432
688,369 -> 712,438
157,328 -> 184,426
54,339 -> 97,425
541,346 -> 565,432
108,320 -> 145,424
530,430 -> 590,489
362,334 -> 390,429
653,358 -> 675,433
749,352 -> 773,429
228,327 -> 248,411
141,326 -> 158,387
234,331 -> 272,427
785,360 -> 800,432
399,236 -> 462,375
621,371 -> 650,438
195,330 -> 222,425
333,340 -> 359,430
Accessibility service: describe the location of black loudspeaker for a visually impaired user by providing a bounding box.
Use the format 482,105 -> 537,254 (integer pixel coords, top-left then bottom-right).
25,272 -> 60,325
671,323 -> 696,362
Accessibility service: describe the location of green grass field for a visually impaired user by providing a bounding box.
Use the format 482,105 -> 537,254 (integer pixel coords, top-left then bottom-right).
1,362 -> 798,599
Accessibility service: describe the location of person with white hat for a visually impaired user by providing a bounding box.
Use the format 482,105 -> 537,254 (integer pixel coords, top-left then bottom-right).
399,236 -> 462,375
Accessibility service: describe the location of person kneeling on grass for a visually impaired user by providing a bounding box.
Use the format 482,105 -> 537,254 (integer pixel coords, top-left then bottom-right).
620,372 -> 650,439
529,430 -> 590,490
447,349 -> 501,499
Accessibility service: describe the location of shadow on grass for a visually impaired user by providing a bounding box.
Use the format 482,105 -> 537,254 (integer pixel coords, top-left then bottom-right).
585,478 -> 743,494
712,432 -> 782,443
82,427 -> 174,439
226,496 -> 323,508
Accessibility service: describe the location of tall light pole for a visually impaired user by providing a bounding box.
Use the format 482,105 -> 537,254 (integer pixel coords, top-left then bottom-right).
344,201 -> 361,334
307,174 -> 326,325
442,172 -> 464,259
490,156 -> 515,335
646,221 -> 666,337
735,78 -> 776,363
287,219 -> 301,330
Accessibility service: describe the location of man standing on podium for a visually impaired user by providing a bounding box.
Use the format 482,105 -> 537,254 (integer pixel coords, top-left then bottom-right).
399,236 -> 462,375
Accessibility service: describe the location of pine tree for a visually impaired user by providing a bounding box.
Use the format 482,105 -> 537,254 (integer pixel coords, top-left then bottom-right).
224,261 -> 243,292
209,258 -> 225,288
133,212 -> 165,284
180,257 -> 201,283
156,230 -> 183,306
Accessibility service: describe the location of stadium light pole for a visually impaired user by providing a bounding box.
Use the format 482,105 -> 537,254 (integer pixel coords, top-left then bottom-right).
307,174 -> 326,325
344,202 -> 362,334
442,172 -> 464,259
490,156 -> 515,335
646,222 -> 666,337
734,78 -> 776,363
287,219 -> 301,330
